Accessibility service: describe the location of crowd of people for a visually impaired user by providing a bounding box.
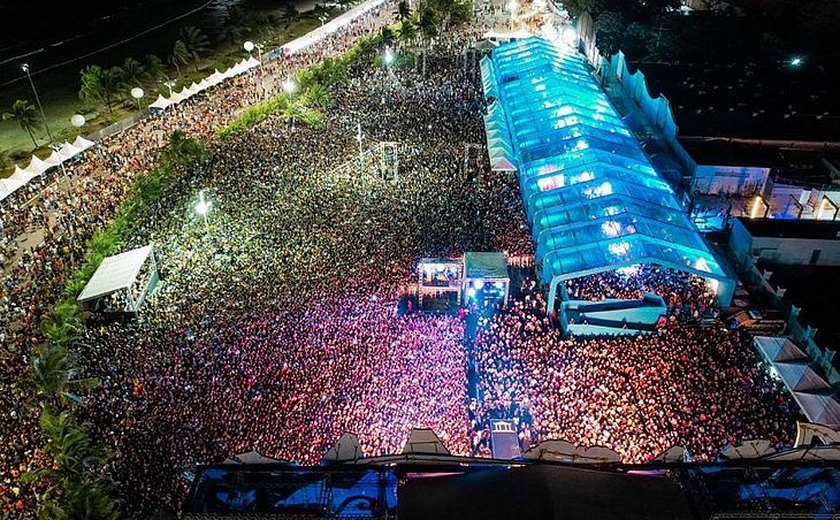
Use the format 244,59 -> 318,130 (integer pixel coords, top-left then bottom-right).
473,273 -> 798,462
0,1 -> 804,517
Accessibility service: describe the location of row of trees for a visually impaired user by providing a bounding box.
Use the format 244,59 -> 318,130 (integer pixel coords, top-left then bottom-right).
24,131 -> 209,518
78,26 -> 210,115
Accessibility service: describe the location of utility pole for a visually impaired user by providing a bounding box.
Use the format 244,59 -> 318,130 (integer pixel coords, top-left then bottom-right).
356,123 -> 364,177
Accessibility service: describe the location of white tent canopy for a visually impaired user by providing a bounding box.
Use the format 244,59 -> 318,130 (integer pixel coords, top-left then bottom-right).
0,177 -> 28,202
72,135 -> 95,151
280,0 -> 389,56
11,165 -> 39,182
77,245 -> 153,302
57,141 -> 83,161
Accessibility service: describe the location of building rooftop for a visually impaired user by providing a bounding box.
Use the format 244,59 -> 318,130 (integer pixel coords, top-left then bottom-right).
681,139 -> 840,182
738,217 -> 840,241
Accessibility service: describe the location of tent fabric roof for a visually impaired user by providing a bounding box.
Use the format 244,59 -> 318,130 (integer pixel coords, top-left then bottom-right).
464,252 -> 509,280
753,337 -> 840,427
754,336 -> 808,363
77,245 -> 153,302
480,37 -> 731,287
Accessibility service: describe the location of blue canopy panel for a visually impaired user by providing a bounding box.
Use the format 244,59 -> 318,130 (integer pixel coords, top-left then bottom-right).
480,37 -> 735,309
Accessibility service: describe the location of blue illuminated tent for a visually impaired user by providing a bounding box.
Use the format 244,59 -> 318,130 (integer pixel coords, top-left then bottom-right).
480,37 -> 734,313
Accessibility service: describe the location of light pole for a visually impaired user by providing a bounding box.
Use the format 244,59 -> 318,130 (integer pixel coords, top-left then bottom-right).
21,63 -> 53,142
356,123 -> 364,177
195,189 -> 212,231
244,40 -> 263,64
506,0 -> 518,30
163,79 -> 177,96
130,87 -> 145,112
50,143 -> 70,178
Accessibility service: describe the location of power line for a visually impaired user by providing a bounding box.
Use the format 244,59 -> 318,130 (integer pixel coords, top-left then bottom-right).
1,0 -> 214,87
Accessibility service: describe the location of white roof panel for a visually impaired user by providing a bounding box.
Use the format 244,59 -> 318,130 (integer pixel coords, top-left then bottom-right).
77,245 -> 153,302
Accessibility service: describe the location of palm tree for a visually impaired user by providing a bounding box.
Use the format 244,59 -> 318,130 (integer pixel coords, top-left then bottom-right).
79,65 -> 105,108
121,58 -> 145,87
170,40 -> 190,78
145,54 -> 165,83
39,410 -> 104,477
180,26 -> 210,73
304,84 -> 333,109
397,0 -> 411,22
31,343 -> 99,406
100,66 -> 125,115
38,482 -> 120,520
397,18 -> 417,43
2,99 -> 42,148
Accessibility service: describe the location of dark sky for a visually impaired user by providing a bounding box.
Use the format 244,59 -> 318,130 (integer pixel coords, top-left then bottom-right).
0,0 -> 217,82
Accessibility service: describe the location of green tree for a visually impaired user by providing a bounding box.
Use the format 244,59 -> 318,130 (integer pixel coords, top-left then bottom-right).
2,99 -> 41,148
100,66 -> 125,115
121,57 -> 145,87
303,83 -> 334,109
170,40 -> 190,78
397,0 -> 412,22
145,54 -> 165,83
283,5 -> 300,25
397,18 -> 417,43
594,11 -> 629,55
31,343 -> 99,406
79,65 -> 105,108
38,482 -> 120,520
180,26 -> 210,72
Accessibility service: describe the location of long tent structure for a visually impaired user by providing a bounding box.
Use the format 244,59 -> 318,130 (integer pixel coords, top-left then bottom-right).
754,336 -> 840,428
1,136 -> 97,203
479,37 -> 735,313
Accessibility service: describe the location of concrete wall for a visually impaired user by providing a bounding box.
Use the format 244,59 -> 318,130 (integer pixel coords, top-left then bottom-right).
751,236 -> 840,266
731,219 -> 840,266
729,219 -> 754,266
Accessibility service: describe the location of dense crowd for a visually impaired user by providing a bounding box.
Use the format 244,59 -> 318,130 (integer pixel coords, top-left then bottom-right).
1,1 -> 492,515
34,23 -> 524,515
0,1 -> 803,517
473,273 -> 798,462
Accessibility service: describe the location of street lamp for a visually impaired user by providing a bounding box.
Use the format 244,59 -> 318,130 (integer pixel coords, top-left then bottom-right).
506,0 -> 518,28
130,87 -> 145,111
163,79 -> 177,96
21,63 -> 53,142
283,77 -> 297,96
244,40 -> 263,64
195,189 -> 212,231
50,143 -> 70,178
70,114 -> 86,128
790,56 -> 804,67
384,47 -> 395,66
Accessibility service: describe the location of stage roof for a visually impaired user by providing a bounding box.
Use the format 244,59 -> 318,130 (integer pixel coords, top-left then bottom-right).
480,37 -> 731,290
77,244 -> 153,302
